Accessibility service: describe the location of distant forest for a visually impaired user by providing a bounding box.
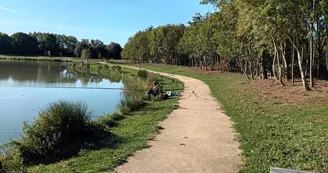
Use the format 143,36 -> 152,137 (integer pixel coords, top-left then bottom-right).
122,0 -> 328,91
0,32 -> 122,59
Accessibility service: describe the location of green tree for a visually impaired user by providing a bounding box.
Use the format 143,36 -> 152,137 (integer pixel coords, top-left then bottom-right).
0,33 -> 13,54
92,45 -> 107,59
107,42 -> 122,59
81,48 -> 91,64
121,37 -> 138,62
55,34 -> 78,56
11,32 -> 38,55
74,41 -> 90,58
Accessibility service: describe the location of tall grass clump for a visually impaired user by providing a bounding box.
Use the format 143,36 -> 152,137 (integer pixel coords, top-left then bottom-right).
119,76 -> 146,115
12,100 -> 107,165
0,149 -> 25,173
0,156 -> 4,173
145,73 -> 162,86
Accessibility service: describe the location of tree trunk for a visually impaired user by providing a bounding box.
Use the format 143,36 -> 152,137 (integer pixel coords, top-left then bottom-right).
192,57 -> 195,67
204,56 -> 208,71
326,52 -> 328,72
277,49 -> 284,86
256,60 -> 260,77
272,52 -> 277,79
316,12 -> 321,79
273,40 -> 283,85
262,50 -> 268,79
217,55 -> 220,69
317,57 -> 320,79
291,46 -> 295,85
309,20 -> 314,87
298,48 -> 311,91
281,42 -> 288,81
236,59 -> 250,80
250,61 -> 255,80
309,0 -> 315,87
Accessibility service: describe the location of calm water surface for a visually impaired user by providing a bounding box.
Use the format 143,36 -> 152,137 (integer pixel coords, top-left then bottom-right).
0,61 -> 123,144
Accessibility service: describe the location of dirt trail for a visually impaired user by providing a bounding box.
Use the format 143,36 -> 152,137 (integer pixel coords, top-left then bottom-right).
115,66 -> 241,173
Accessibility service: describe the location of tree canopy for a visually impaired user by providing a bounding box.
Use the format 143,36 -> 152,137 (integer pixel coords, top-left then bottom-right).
122,0 -> 328,91
0,31 -> 122,59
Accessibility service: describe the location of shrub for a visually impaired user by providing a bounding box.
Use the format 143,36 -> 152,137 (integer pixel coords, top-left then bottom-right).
13,100 -> 103,165
137,70 -> 148,80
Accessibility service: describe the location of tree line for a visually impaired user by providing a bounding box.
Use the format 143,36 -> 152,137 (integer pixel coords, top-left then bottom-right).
122,0 -> 328,91
0,32 -> 122,59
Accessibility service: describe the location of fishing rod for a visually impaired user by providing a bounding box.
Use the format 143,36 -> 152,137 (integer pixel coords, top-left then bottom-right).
0,86 -> 183,91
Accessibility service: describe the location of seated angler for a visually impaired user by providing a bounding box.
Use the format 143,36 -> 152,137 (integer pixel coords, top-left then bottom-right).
147,81 -> 160,100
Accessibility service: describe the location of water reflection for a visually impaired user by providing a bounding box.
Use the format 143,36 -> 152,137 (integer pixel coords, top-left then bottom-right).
0,61 -> 71,84
0,61 -> 115,88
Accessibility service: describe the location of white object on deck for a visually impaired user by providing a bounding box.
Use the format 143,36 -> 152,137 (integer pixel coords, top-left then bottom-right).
270,167 -> 314,173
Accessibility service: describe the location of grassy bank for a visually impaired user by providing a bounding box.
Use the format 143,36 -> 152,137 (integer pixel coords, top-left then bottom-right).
123,64 -> 328,173
24,65 -> 183,173
0,55 -> 127,64
0,55 -> 76,62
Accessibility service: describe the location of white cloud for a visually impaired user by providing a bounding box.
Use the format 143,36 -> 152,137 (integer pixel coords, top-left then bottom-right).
0,6 -> 26,15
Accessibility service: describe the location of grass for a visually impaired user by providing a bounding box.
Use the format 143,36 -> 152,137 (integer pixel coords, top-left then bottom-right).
0,55 -> 75,62
123,64 -> 328,173
106,59 -> 128,64
27,67 -> 182,173
0,55 -> 130,64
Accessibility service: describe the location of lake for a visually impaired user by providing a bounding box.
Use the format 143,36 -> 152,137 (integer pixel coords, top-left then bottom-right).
0,61 -> 123,144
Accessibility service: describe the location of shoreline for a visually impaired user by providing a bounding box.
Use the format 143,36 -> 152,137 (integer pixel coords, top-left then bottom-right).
24,64 -> 184,172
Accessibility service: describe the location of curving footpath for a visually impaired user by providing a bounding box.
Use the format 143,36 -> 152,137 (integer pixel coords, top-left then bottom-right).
115,66 -> 241,173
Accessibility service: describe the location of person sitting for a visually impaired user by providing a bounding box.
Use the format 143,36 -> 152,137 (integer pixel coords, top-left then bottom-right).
147,81 -> 160,100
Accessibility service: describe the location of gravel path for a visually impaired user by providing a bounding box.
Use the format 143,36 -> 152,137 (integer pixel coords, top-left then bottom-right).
115,67 -> 241,173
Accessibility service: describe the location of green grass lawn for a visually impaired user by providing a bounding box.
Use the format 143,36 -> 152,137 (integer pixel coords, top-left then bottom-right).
124,64 -> 328,173
27,67 -> 182,173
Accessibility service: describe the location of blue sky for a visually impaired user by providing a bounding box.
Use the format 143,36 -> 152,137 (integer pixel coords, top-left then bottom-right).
0,0 -> 212,46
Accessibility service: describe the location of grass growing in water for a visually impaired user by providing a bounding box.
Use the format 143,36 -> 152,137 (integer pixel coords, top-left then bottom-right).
125,64 -> 328,173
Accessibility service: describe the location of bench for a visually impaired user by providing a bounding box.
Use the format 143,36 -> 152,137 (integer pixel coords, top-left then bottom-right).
270,167 -> 314,173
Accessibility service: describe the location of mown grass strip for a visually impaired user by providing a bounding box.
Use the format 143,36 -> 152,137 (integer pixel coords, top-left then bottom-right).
126,64 -> 328,173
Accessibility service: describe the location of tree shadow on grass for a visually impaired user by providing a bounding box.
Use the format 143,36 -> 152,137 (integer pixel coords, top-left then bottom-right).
82,127 -> 122,152
24,126 -> 124,167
